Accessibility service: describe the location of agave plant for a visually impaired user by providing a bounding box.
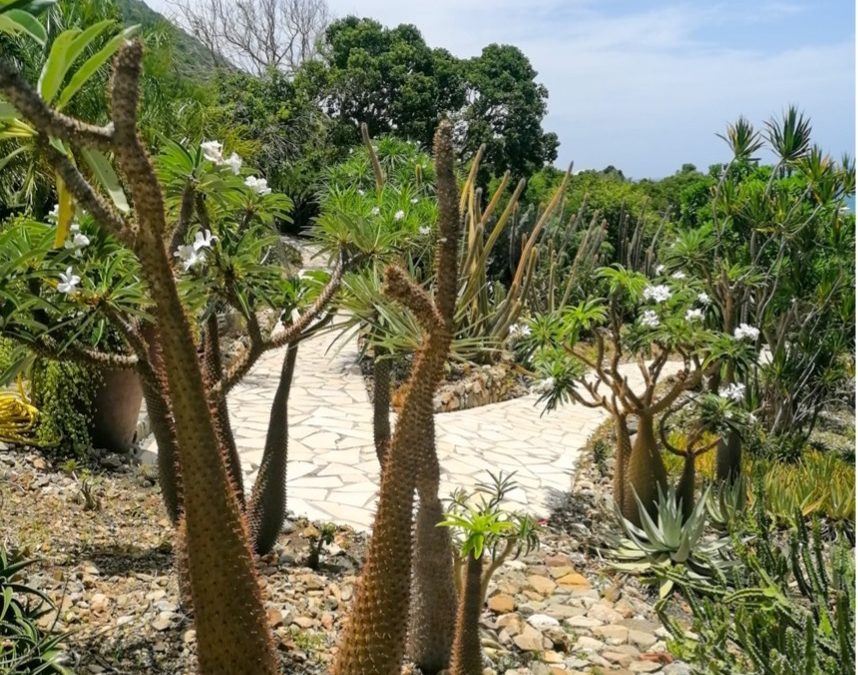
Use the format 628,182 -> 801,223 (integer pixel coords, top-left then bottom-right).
610,484 -> 731,597
0,546 -> 70,674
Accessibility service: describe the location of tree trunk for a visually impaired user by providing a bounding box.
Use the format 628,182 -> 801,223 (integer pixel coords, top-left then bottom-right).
372,356 -> 391,465
449,552 -> 484,675
621,413 -> 667,526
676,453 -> 696,521
247,343 -> 298,554
203,312 -> 245,506
612,414 -> 632,514
715,428 -> 742,484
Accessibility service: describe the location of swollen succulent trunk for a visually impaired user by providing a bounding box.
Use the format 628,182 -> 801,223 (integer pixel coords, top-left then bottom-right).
372,356 -> 391,465
247,343 -> 299,554
408,476 -> 458,672
613,414 -> 632,516
716,429 -> 742,484
332,121 -> 460,675
449,552 -> 485,675
621,414 -> 667,525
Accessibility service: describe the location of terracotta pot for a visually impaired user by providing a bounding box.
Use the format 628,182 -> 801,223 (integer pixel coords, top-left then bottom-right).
90,366 -> 144,452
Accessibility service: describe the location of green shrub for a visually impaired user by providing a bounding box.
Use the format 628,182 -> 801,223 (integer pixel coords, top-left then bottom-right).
31,358 -> 101,458
0,546 -> 70,673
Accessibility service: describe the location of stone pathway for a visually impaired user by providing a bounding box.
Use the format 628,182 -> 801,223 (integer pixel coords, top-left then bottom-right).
144,332 -> 676,532
143,243 -> 679,532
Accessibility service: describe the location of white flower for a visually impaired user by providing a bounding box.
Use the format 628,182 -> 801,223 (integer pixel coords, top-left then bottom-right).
654,264 -> 665,275
733,323 -> 760,341
201,140 -> 224,163
643,284 -> 672,304
719,382 -> 746,403
410,197 -> 419,204
57,266 -> 80,294
508,323 -> 532,340
685,308 -> 704,322
244,176 -> 271,195
193,229 -> 217,251
174,244 -> 201,271
697,292 -> 711,305
47,203 -> 59,221
671,270 -> 686,280
370,207 -> 380,216
357,189 -> 366,196
394,209 -> 405,221
223,152 -> 242,175
640,309 -> 660,328
64,232 -> 91,258
419,226 -> 431,235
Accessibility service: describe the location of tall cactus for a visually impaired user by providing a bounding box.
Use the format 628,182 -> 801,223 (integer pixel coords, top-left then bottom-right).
0,42 -> 279,672
332,120 -> 461,675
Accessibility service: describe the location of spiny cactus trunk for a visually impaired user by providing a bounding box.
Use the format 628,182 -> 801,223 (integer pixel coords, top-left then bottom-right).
621,413 -> 667,526
247,343 -> 298,555
372,356 -> 391,465
111,43 -> 277,674
202,312 -> 245,506
613,414 -> 632,515
449,552 -> 484,675
332,120 -> 460,675
141,371 -> 182,521
716,429 -> 742,485
408,465 -> 457,672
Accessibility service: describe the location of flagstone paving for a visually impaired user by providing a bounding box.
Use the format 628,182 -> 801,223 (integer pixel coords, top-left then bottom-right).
143,243 -> 680,532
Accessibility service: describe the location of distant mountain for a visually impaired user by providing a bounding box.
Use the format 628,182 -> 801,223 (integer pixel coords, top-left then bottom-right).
115,0 -> 224,78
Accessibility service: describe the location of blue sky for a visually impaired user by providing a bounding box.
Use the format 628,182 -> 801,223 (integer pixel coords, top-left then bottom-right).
146,0 -> 855,178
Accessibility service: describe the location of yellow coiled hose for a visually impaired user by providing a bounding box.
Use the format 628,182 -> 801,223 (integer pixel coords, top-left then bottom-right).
0,377 -> 41,444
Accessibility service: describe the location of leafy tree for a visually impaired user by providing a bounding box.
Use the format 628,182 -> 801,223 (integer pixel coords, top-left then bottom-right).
457,43 -> 558,181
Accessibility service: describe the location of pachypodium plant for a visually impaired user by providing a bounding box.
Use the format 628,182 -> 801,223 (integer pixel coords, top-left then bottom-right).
331,119 -> 461,675
526,263 -> 756,525
439,472 -> 540,675
0,20 -> 351,668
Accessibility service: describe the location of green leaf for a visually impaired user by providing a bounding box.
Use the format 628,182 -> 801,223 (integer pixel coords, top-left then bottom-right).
0,8 -> 45,44
80,147 -> 129,213
0,0 -> 56,14
38,28 -> 80,101
40,20 -> 114,104
0,96 -> 17,119
0,145 -> 27,172
56,24 -> 139,110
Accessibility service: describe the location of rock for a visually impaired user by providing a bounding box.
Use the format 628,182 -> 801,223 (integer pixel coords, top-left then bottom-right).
152,613 -> 173,631
564,615 -> 603,629
573,635 -> 605,651
100,453 -> 122,469
628,628 -> 658,649
630,661 -> 663,673
487,593 -> 516,614
602,650 -> 635,667
556,572 -> 590,587
544,603 -> 585,619
542,650 -> 563,663
543,554 -> 572,567
267,608 -> 284,627
297,574 -> 326,591
526,613 -> 560,629
116,615 -> 134,627
513,626 -> 546,651
614,597 -> 636,618
587,603 -> 624,624
90,593 -> 109,613
592,624 -> 629,645
292,615 -> 316,629
663,662 -> 692,675
526,574 -> 557,596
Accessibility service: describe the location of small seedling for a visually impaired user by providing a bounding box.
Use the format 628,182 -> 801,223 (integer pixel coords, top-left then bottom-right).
305,522 -> 337,570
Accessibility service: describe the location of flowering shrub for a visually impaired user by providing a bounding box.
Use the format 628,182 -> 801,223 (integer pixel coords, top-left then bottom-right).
523,263 -> 755,524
